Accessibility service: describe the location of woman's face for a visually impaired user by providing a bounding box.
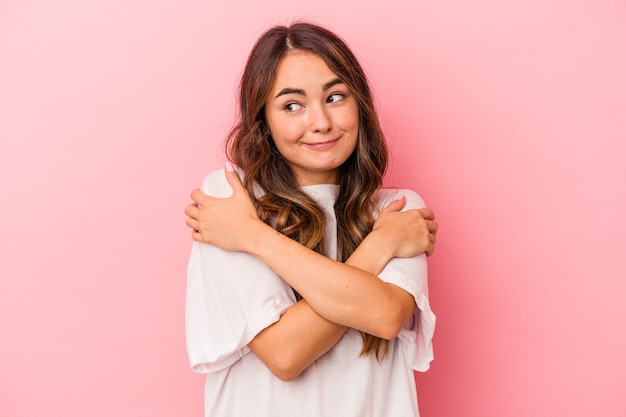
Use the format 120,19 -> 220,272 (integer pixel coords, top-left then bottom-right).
264,51 -> 359,186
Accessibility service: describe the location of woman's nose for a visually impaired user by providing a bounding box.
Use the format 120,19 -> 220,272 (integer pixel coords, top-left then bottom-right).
309,104 -> 332,134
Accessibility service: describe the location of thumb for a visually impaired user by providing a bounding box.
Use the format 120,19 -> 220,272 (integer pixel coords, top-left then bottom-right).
224,161 -> 246,196
381,195 -> 406,214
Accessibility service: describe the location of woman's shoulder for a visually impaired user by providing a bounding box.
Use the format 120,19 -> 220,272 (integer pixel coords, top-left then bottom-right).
199,168 -> 233,198
374,187 -> 426,210
200,166 -> 267,200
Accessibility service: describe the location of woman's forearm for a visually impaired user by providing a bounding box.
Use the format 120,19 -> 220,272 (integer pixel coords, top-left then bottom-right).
245,221 -> 416,340
247,231 -> 402,380
248,299 -> 346,381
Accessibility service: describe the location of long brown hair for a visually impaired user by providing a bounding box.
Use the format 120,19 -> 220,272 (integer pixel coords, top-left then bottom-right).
225,22 -> 390,359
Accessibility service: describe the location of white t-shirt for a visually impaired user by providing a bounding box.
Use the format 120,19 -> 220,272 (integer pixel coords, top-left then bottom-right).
186,169 -> 436,417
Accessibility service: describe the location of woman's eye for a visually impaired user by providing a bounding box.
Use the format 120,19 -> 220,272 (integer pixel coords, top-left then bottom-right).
285,102 -> 303,112
327,93 -> 345,104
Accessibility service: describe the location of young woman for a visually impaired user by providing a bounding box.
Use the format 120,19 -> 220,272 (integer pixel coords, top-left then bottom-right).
184,22 -> 438,417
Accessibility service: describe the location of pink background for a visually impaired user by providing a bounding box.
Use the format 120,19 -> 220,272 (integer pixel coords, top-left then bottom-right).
1,1 -> 625,416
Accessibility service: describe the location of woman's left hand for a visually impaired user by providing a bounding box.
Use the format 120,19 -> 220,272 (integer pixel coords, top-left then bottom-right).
184,166 -> 265,252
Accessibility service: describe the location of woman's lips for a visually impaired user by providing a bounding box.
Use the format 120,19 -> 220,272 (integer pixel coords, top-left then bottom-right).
304,138 -> 339,149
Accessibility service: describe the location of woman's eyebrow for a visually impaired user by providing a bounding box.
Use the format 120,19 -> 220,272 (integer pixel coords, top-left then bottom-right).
275,88 -> 305,98
274,78 -> 344,98
323,78 -> 343,90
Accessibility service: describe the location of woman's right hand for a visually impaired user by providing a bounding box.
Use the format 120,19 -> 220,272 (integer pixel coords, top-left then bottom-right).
372,196 -> 439,258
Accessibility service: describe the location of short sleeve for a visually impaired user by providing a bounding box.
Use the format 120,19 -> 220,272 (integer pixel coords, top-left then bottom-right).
185,169 -> 296,373
375,188 -> 436,372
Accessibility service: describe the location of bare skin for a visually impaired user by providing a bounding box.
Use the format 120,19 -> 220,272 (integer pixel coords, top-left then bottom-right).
185,167 -> 438,380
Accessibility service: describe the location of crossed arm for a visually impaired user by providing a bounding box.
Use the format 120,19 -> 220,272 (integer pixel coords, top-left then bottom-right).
185,167 -> 438,380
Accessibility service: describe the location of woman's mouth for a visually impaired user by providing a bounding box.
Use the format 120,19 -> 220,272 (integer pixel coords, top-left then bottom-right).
304,138 -> 339,149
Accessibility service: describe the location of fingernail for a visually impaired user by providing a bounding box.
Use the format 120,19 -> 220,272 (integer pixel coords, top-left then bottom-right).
225,161 -> 235,172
